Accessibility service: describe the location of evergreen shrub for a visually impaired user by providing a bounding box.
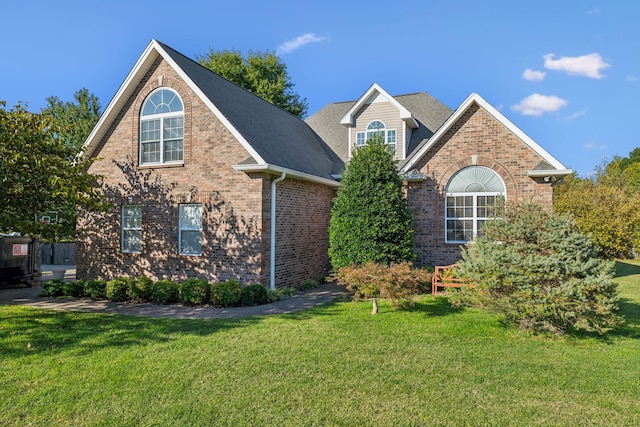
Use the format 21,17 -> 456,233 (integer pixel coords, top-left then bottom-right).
129,275 -> 153,302
328,136 -> 414,269
150,279 -> 179,305
106,277 -> 133,302
210,278 -> 242,307
40,280 -> 65,297
63,279 -> 85,297
453,202 -> 622,334
179,278 -> 211,306
83,279 -> 107,300
241,283 -> 269,306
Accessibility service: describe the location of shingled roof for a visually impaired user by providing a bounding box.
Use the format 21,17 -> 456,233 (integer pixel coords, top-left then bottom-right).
84,40 -> 343,183
305,91 -> 453,164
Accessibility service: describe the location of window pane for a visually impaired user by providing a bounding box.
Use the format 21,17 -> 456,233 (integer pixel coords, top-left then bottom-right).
141,141 -> 160,163
387,129 -> 396,143
179,204 -> 202,255
123,230 -> 141,253
164,139 -> 184,162
356,132 -> 365,146
180,230 -> 202,255
141,119 -> 160,142
122,205 -> 141,253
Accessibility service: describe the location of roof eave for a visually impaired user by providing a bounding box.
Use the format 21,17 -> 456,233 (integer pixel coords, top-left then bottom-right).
232,163 -> 341,187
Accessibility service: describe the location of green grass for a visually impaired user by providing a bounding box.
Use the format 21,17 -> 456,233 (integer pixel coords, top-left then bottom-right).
1,260 -> 640,426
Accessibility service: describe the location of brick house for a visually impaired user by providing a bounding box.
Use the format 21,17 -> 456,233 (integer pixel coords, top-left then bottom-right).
77,40 -> 571,288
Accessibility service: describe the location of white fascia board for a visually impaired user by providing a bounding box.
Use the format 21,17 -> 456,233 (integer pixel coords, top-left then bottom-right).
527,169 -> 573,177
401,93 -> 569,173
232,163 -> 341,187
339,83 -> 418,128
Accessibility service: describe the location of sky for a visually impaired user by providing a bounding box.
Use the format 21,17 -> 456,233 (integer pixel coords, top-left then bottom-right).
3,1 -> 639,176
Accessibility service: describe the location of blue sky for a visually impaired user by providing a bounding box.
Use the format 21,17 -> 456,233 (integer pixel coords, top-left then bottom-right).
3,1 -> 639,176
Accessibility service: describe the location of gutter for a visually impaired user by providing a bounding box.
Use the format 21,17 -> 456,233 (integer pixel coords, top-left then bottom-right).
270,172 -> 286,291
232,163 -> 341,188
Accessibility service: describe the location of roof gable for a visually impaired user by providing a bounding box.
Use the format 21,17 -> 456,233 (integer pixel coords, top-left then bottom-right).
83,40 -> 343,184
400,93 -> 571,174
340,83 -> 418,129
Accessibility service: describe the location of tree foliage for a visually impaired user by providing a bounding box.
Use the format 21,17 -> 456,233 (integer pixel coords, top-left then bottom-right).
554,149 -> 640,258
198,48 -> 308,118
454,202 -> 621,335
328,136 -> 414,270
0,102 -> 104,240
43,88 -> 101,153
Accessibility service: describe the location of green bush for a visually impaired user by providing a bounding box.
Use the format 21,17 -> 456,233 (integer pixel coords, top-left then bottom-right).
329,135 -> 414,269
40,280 -> 65,297
129,276 -> 153,302
179,278 -> 211,306
106,277 -> 134,302
267,287 -> 296,303
210,278 -> 242,307
150,279 -> 179,305
241,284 -> 269,306
300,279 -> 318,291
83,279 -> 107,300
454,202 -> 622,335
63,280 -> 85,298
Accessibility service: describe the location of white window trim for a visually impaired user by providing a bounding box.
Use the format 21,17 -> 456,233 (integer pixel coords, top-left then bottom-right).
139,89 -> 184,166
121,205 -> 142,253
179,204 -> 203,256
444,192 -> 504,243
352,120 -> 398,157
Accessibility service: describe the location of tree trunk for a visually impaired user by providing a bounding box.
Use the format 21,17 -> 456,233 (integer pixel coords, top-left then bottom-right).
371,297 -> 378,315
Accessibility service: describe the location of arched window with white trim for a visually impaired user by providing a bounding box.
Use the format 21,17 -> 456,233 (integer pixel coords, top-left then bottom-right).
140,88 -> 184,165
355,120 -> 397,155
445,166 -> 505,243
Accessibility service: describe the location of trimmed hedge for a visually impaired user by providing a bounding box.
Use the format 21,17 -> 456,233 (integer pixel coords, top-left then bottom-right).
179,278 -> 210,306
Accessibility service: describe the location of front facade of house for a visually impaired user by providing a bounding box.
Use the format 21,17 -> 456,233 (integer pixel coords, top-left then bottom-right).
77,40 -> 571,288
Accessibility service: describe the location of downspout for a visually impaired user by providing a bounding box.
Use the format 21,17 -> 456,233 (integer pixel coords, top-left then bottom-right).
270,172 -> 286,291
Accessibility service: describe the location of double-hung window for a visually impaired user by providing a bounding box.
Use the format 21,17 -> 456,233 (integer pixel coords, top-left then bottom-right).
179,204 -> 202,256
122,205 -> 142,253
445,166 -> 505,243
140,88 -> 184,165
355,120 -> 397,155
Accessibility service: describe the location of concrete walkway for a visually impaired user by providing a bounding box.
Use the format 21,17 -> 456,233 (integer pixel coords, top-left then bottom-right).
0,271 -> 349,319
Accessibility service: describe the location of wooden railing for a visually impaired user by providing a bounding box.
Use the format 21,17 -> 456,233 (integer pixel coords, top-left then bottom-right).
431,264 -> 474,297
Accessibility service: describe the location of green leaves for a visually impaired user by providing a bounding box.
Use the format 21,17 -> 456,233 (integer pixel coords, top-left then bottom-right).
0,101 -> 104,240
198,48 -> 308,117
329,135 -> 414,269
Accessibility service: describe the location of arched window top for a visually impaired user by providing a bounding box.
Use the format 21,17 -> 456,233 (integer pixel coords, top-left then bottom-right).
367,120 -> 386,130
446,166 -> 505,194
141,88 -> 183,116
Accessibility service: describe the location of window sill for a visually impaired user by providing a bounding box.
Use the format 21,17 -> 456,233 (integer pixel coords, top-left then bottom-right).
139,162 -> 184,170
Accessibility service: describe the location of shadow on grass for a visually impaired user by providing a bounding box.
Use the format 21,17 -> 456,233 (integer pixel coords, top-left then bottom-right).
0,306 -> 262,359
614,260 -> 640,278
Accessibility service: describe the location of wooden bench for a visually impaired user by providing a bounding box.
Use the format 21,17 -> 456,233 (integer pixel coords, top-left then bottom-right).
431,264 -> 473,297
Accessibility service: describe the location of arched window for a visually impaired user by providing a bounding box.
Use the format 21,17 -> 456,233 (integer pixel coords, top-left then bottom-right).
140,88 -> 184,165
355,120 -> 397,155
445,166 -> 505,243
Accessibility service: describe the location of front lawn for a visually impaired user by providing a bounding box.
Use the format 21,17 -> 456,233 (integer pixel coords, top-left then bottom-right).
1,260 -> 639,426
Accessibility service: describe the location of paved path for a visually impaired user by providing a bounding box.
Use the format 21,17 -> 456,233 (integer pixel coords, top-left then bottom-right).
0,279 -> 349,319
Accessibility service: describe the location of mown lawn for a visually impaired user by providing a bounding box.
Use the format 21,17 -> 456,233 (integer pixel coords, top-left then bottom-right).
1,260 -> 639,426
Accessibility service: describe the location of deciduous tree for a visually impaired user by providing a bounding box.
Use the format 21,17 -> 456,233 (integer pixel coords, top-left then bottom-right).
198,48 -> 308,117
0,102 -> 104,240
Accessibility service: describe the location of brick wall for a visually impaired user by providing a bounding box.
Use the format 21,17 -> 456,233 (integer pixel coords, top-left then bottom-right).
265,177 -> 336,288
78,58 -> 266,284
406,103 -> 554,267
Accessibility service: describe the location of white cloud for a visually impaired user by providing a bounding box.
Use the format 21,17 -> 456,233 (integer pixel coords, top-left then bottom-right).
587,8 -> 600,15
276,33 -> 326,55
565,109 -> 587,120
627,74 -> 637,82
585,142 -> 607,151
543,53 -> 611,79
522,68 -> 546,81
511,93 -> 568,116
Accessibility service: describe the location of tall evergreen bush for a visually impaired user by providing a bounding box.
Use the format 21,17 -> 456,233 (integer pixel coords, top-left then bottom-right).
328,136 -> 414,269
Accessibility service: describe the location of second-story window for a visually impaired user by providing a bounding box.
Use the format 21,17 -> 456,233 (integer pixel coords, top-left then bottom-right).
140,88 -> 184,165
356,120 -> 397,155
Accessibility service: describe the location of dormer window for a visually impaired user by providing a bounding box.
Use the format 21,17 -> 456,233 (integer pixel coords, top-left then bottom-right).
140,88 -> 184,165
356,120 -> 397,155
